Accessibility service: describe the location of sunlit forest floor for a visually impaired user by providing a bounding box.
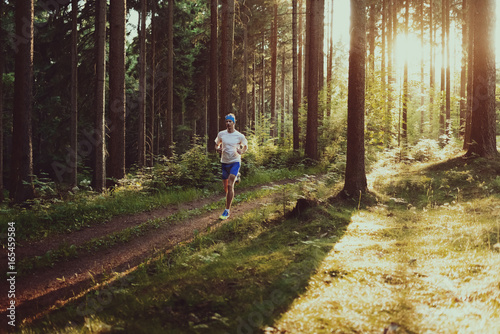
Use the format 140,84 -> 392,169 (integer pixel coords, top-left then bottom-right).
273,157 -> 500,333
14,152 -> 500,333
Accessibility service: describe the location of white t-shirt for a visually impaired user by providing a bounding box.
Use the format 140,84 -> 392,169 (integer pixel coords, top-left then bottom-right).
215,130 -> 248,164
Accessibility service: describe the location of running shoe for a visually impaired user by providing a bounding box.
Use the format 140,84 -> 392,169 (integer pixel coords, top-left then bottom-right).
235,172 -> 241,184
219,209 -> 230,220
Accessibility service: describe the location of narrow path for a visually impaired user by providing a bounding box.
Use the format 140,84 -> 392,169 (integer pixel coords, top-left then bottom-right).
0,179 -> 300,326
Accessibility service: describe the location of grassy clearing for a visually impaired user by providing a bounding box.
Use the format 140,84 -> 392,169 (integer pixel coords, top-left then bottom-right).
19,155 -> 500,333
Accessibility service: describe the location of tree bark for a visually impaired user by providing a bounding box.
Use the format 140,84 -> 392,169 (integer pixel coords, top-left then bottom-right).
70,0 -> 78,187
305,0 -> 320,161
108,0 -> 126,181
166,0 -> 174,156
148,6 -> 156,166
466,0 -> 497,158
11,0 -> 35,203
138,0 -> 147,167
464,0 -> 474,150
343,0 -> 367,197
270,2 -> 278,138
402,0 -> 409,148
209,0 -> 218,152
93,0 -> 106,192
293,0 -> 299,151
0,0 -> 5,202
220,0 -> 235,128
459,0 -> 467,139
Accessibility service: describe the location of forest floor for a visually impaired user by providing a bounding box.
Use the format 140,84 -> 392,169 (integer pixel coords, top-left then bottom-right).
4,156 -> 500,333
0,177 -> 306,328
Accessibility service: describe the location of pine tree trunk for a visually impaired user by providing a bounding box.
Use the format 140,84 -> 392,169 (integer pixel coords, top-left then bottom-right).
343,0 -> 367,197
429,0 -> 435,135
93,0 -> 106,192
138,0 -> 147,167
459,0 -> 467,139
270,2 -> 278,138
464,0 -> 474,150
439,0 -> 446,141
166,0 -> 174,156
466,0 -> 497,158
445,0 -> 451,142
0,0 -> 4,202
220,0 -> 234,128
148,6 -> 156,166
280,47 -> 286,140
305,0 -> 320,161
208,0 -> 218,152
70,0 -> 78,187
293,0 -> 300,151
11,0 -> 35,203
108,0 -> 126,181
402,0 -> 409,148
242,14 -> 249,131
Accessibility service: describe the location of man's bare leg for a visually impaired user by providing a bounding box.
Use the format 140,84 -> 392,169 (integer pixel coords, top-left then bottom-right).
225,174 -> 236,210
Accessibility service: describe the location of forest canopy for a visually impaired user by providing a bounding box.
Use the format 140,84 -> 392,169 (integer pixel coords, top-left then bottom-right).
0,0 -> 499,203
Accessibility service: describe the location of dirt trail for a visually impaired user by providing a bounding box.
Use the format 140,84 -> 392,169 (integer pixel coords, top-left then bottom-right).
0,180 -> 295,326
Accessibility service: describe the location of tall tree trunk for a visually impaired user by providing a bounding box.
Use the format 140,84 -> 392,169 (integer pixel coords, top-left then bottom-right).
270,2 -> 278,138
420,0 -> 425,134
381,0 -> 386,141
318,0 -> 325,97
439,0 -> 446,142
445,0 -> 451,142
385,0 -> 393,148
166,0 -> 174,156
252,55 -> 257,131
220,0 -> 235,128
148,6 -> 156,166
11,0 -> 35,203
209,0 -> 218,152
280,46 -> 286,140
70,0 -> 78,187
343,0 -> 367,197
305,0 -> 320,161
260,31 -> 266,130
242,13 -> 249,131
0,0 -> 4,202
326,0 -> 334,119
429,0 -> 435,135
402,0 -> 408,148
464,0 -> 474,150
93,0 -> 106,192
108,0 -> 126,181
459,0 -> 467,139
298,0 -> 303,105
138,0 -> 147,167
368,0 -> 376,75
466,0 -> 497,158
293,0 -> 299,151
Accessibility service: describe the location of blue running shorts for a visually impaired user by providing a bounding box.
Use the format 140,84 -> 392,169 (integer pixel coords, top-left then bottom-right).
221,162 -> 241,180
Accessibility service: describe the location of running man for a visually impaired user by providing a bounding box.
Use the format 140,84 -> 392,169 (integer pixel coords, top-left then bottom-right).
215,113 -> 248,220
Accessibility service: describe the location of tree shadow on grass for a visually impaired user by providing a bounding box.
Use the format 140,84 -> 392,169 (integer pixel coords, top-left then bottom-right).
28,197 -> 360,334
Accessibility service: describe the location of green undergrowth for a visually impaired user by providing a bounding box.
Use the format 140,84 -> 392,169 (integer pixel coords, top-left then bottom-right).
0,166 -> 317,244
19,153 -> 500,333
22,182 -> 353,333
15,183 -> 293,278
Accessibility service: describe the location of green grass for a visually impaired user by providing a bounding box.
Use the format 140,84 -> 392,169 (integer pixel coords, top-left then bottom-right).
22,182 -> 352,333
19,154 -> 500,333
0,166 -> 319,244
